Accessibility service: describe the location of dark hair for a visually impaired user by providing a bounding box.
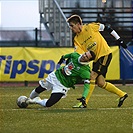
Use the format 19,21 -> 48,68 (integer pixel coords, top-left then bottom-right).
67,14 -> 82,25
89,51 -> 96,61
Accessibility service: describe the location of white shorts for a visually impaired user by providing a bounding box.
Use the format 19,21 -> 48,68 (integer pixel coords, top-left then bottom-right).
39,72 -> 70,98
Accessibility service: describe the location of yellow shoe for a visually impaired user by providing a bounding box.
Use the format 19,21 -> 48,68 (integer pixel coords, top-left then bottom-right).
72,102 -> 87,108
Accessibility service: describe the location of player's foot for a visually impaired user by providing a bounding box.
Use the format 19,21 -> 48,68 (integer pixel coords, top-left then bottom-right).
26,98 -> 32,104
26,97 -> 42,104
118,94 -> 128,107
72,102 -> 87,108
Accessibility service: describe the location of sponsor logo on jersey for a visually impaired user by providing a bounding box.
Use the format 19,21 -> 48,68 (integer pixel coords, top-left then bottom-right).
87,42 -> 96,50
64,62 -> 75,75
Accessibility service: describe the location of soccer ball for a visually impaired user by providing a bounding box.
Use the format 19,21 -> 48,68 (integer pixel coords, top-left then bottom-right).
17,96 -> 28,108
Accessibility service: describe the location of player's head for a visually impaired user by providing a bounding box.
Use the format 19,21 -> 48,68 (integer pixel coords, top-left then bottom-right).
80,51 -> 95,63
67,14 -> 82,33
67,14 -> 82,25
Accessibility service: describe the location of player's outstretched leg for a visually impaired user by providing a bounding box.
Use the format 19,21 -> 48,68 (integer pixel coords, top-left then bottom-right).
27,93 -> 64,108
26,97 -> 42,104
30,85 -> 46,99
102,82 -> 128,107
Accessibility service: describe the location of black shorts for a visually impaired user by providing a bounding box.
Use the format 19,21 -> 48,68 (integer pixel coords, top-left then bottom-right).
92,53 -> 112,78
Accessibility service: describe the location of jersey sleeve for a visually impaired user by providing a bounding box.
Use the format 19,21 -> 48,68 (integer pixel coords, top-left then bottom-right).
80,70 -> 90,98
82,80 -> 90,98
63,53 -> 72,59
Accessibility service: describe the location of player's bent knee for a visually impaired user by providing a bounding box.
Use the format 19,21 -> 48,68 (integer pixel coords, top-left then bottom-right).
97,81 -> 105,88
98,84 -> 104,88
35,85 -> 46,94
46,101 -> 53,107
46,93 -> 64,107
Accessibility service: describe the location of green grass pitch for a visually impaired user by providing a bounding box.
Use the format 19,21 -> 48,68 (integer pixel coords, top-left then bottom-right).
0,85 -> 132,133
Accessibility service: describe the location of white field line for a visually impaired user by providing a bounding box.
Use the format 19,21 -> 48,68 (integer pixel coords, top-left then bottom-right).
0,107 -> 132,111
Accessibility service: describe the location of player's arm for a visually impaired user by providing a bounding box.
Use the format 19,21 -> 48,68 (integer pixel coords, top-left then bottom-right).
99,23 -> 127,49
77,79 -> 90,107
57,53 -> 72,65
82,79 -> 90,98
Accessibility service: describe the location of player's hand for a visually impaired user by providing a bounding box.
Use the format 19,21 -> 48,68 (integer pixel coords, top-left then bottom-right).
57,56 -> 65,65
116,38 -> 127,49
77,97 -> 87,107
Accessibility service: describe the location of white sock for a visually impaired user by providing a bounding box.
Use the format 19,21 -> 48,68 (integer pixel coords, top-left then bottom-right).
37,99 -> 48,107
30,89 -> 39,99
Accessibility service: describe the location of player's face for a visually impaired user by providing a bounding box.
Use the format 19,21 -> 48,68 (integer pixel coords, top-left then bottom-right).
69,22 -> 81,33
80,51 -> 92,62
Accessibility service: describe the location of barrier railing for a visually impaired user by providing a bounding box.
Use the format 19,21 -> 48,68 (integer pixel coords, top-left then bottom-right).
39,0 -> 72,46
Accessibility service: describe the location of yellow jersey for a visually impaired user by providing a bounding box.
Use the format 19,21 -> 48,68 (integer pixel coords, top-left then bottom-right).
74,22 -> 112,62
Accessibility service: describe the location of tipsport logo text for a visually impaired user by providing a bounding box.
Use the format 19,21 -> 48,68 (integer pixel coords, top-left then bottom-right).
0,55 -> 60,78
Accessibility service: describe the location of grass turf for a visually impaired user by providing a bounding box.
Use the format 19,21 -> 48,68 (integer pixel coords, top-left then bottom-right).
0,85 -> 132,133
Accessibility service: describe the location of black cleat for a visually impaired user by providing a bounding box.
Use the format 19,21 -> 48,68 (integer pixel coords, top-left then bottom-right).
118,94 -> 128,107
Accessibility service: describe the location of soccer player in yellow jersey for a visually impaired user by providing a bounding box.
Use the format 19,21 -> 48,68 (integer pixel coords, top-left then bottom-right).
67,14 -> 128,108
